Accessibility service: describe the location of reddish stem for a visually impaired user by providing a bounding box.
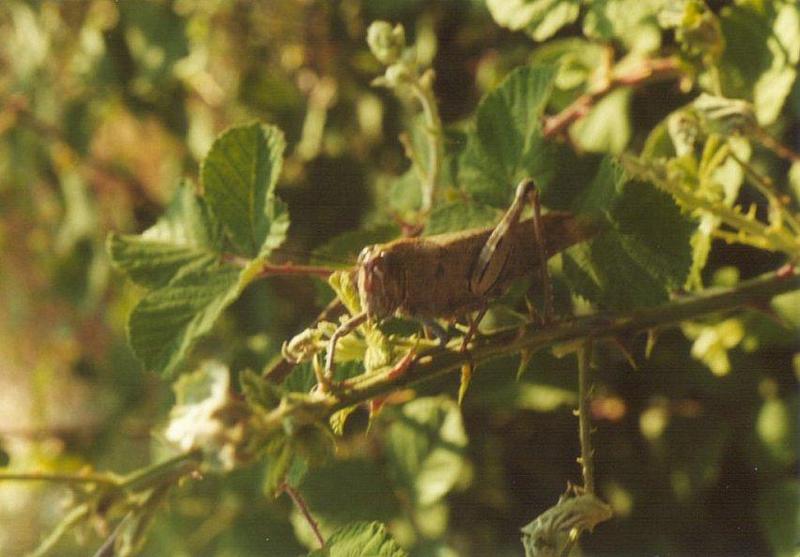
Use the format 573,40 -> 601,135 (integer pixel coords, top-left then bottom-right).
258,262 -> 336,278
542,57 -> 682,139
280,482 -> 325,548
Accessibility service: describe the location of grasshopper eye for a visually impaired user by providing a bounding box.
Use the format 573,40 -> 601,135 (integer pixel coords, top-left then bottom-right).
372,253 -> 386,278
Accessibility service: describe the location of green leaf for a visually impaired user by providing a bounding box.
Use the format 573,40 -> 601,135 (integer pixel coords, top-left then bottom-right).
459,65 -> 559,207
423,202 -> 499,235
583,0 -> 666,54
108,181 -> 221,289
383,397 -> 468,506
128,265 -> 246,376
308,521 -> 407,557
486,0 -> 581,42
569,88 -> 632,154
563,158 -> 695,309
718,3 -> 800,125
201,122 -> 288,257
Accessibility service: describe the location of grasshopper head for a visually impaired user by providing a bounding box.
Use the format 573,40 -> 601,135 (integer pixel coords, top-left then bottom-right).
356,245 -> 402,320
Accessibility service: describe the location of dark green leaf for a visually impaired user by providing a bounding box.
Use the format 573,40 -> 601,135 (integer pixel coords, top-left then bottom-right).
128,265 -> 245,376
423,202 -> 499,235
201,122 -> 288,257
299,459 -> 401,525
459,65 -> 559,207
563,158 -> 695,308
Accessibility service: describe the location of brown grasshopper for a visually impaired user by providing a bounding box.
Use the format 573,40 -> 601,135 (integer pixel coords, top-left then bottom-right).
321,179 -> 601,389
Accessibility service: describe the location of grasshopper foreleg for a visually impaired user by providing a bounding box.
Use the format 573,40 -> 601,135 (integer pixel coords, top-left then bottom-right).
421,317 -> 450,346
324,312 -> 368,390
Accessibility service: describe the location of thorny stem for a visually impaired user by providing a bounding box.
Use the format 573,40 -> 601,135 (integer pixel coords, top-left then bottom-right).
280,482 -> 325,549
577,342 -> 595,494
259,270 -> 800,431
542,57 -> 682,139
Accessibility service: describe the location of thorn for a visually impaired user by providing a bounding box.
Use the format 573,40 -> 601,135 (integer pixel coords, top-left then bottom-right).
516,349 -> 533,381
645,328 -> 660,359
458,363 -> 473,406
611,335 -> 638,369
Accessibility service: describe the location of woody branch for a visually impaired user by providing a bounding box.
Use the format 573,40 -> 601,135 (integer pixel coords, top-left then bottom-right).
259,269 -> 800,430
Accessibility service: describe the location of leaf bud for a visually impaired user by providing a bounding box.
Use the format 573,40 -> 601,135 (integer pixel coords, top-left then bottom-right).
367,21 -> 406,65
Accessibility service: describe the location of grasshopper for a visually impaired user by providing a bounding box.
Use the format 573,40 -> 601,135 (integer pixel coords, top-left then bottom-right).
321,179 -> 601,390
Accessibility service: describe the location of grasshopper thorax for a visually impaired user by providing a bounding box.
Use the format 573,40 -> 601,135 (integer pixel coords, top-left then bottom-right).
356,245 -> 403,320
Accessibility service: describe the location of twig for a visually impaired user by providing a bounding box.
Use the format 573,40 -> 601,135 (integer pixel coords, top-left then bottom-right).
0,472 -> 118,488
542,57 -> 682,139
256,269 -> 800,431
753,126 -> 800,163
257,262 -> 336,279
577,341 -> 595,494
410,74 -> 444,214
280,482 -> 325,548
221,254 -> 336,279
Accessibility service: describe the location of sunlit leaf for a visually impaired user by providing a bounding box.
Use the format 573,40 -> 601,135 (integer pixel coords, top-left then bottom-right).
383,397 -> 468,506
201,122 -> 288,257
308,521 -> 407,557
718,2 -> 800,125
108,181 -> 221,289
583,0 -> 666,53
569,88 -> 632,154
486,0 -> 580,42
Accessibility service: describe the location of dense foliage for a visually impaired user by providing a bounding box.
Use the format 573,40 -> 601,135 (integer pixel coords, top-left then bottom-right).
0,1 -> 798,555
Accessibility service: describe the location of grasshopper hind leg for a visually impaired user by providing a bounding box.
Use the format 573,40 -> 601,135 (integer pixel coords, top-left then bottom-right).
470,178 -> 555,322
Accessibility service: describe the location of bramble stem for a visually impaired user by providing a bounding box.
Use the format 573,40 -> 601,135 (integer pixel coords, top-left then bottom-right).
577,342 -> 595,494
259,269 -> 800,431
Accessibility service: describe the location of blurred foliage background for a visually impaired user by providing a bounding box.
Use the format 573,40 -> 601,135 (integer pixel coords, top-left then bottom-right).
0,0 -> 798,555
